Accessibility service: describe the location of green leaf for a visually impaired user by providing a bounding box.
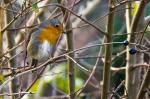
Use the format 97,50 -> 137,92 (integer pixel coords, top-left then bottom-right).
132,1 -> 140,16
32,3 -> 39,13
0,74 -> 4,99
29,79 -> 40,93
57,0 -> 62,3
55,75 -> 69,93
0,74 -> 5,84
55,74 -> 84,93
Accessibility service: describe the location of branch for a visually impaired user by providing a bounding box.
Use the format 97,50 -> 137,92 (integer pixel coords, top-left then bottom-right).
101,0 -> 114,98
76,38 -> 103,96
125,1 -> 148,98
110,80 -> 125,99
136,64 -> 150,99
40,3 -> 107,36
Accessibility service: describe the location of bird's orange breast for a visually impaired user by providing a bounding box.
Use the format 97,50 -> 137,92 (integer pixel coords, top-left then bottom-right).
38,25 -> 62,44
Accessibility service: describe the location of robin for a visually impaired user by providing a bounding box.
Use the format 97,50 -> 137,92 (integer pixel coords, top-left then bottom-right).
27,19 -> 63,67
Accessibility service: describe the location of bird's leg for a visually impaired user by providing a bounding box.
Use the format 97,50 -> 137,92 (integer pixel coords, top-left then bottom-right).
31,59 -> 38,67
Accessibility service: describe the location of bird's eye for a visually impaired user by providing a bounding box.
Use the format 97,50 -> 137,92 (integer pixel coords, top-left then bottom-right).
55,24 -> 59,27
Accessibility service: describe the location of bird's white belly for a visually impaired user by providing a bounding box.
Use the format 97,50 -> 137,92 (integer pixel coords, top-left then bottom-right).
37,40 -> 52,60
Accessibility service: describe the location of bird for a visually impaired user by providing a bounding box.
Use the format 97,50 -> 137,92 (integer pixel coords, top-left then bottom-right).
27,19 -> 63,67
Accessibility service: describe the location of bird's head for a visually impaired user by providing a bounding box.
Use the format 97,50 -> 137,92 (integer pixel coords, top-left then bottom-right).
40,19 -> 63,36
38,19 -> 63,44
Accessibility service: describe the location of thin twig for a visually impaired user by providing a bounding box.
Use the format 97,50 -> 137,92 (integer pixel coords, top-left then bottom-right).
136,64 -> 150,99
65,54 -> 89,72
110,80 -> 125,99
76,38 -> 105,96
40,3 -> 107,36
0,92 -> 33,96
